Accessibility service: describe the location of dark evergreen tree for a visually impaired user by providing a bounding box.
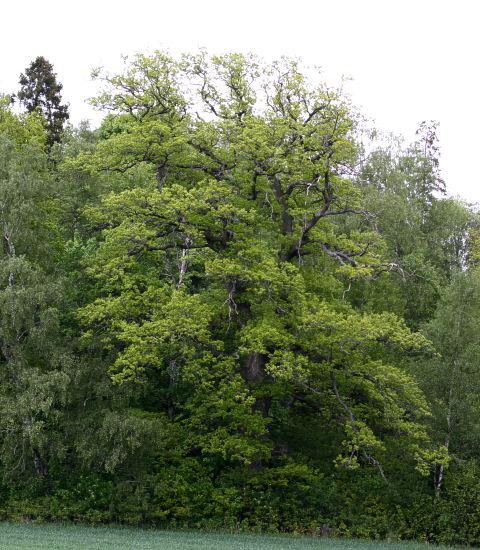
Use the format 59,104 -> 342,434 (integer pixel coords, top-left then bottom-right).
17,56 -> 69,146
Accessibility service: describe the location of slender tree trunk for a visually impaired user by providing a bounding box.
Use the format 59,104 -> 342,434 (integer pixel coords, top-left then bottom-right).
435,382 -> 454,498
3,223 -> 15,287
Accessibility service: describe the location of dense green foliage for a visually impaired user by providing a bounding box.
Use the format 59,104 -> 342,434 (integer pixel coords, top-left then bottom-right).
1,52 -> 480,546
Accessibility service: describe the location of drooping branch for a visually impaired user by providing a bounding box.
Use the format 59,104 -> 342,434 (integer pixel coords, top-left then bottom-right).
332,374 -> 387,481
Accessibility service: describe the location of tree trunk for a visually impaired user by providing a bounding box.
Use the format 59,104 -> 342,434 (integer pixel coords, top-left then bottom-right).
33,448 -> 48,477
435,383 -> 453,498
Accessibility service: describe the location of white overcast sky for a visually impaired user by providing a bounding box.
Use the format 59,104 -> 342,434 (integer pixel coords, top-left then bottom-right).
1,0 -> 478,201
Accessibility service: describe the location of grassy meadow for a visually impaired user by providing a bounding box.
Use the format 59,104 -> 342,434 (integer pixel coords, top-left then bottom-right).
0,523 -> 465,550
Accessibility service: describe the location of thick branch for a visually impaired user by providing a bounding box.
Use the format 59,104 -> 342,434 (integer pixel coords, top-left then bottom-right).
282,168 -> 333,260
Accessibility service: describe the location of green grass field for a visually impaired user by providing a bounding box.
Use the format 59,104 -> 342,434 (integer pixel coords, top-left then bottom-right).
0,523 -> 464,550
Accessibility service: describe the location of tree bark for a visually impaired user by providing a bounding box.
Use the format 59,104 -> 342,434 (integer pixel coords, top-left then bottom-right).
33,448 -> 48,476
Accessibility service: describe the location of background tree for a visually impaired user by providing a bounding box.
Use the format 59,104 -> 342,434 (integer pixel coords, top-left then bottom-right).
351,130 -> 473,330
0,103 -> 71,479
17,56 -> 69,147
415,270 -> 480,496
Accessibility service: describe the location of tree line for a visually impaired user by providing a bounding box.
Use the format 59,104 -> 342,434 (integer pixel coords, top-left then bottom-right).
1,52 -> 480,544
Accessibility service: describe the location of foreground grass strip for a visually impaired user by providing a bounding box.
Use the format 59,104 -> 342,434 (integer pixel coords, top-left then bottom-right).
0,523 -> 463,550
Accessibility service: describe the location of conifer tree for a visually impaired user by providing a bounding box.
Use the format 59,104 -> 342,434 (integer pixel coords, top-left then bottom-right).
17,56 -> 69,146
